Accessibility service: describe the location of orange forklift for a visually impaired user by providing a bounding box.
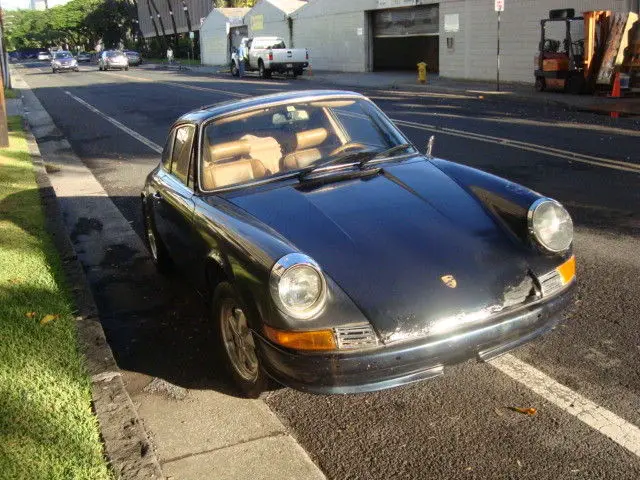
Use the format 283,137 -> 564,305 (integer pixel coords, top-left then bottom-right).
534,9 -> 635,94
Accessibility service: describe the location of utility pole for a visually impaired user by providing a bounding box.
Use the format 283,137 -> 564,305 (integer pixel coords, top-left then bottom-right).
0,0 -> 8,148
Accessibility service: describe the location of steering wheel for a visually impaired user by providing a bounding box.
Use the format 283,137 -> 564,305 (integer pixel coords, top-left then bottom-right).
329,142 -> 368,157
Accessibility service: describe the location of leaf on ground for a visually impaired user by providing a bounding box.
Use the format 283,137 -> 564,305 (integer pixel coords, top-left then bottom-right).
40,314 -> 60,325
25,311 -> 36,318
508,406 -> 537,416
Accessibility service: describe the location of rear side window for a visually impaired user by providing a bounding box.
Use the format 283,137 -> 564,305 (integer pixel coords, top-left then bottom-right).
171,125 -> 196,185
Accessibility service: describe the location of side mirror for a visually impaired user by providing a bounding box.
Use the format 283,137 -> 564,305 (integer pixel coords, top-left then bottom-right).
426,135 -> 435,158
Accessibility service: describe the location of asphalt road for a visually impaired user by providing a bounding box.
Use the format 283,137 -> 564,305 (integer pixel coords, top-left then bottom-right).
18,62 -> 640,479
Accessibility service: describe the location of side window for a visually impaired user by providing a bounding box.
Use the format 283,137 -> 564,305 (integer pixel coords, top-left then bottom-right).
161,131 -> 174,170
170,125 -> 196,186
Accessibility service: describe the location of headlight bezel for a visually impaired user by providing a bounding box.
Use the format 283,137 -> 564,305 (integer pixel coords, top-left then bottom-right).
269,253 -> 327,320
527,198 -> 574,253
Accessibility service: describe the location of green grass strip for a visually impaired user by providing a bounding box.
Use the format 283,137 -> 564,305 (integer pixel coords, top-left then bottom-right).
4,89 -> 19,99
0,117 -> 111,480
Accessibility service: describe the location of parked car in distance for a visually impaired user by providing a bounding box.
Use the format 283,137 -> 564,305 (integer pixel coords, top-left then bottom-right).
37,50 -> 51,61
231,36 -> 309,79
98,50 -> 129,71
141,90 -> 576,398
124,50 -> 142,66
51,50 -> 79,73
76,52 -> 92,63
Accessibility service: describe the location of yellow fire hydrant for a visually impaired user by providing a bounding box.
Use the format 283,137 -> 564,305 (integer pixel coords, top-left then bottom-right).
417,62 -> 427,84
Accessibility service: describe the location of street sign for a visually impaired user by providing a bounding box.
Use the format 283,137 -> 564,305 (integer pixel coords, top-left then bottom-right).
494,0 -> 504,12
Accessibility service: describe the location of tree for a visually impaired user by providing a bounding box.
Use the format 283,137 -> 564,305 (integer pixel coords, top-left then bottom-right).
5,0 -> 140,51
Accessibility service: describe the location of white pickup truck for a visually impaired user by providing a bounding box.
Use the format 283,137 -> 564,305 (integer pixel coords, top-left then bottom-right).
231,36 -> 309,79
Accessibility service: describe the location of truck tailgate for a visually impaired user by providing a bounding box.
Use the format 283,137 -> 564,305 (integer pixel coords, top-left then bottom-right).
272,49 -> 307,64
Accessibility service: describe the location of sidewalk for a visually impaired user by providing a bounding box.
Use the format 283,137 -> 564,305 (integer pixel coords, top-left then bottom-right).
12,67 -> 327,480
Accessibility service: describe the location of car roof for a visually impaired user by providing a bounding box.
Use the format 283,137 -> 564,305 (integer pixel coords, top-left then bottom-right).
177,90 -> 366,125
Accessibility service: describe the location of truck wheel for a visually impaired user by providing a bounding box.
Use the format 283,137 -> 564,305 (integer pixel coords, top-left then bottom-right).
231,62 -> 239,77
293,67 -> 303,78
258,61 -> 266,79
534,77 -> 546,92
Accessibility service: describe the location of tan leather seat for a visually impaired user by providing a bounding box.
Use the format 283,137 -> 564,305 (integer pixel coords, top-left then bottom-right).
281,128 -> 329,170
202,140 -> 267,189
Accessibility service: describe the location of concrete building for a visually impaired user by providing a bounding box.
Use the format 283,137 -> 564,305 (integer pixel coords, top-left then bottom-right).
200,8 -> 250,66
137,0 -> 214,39
245,0 -> 308,45
286,0 -> 638,82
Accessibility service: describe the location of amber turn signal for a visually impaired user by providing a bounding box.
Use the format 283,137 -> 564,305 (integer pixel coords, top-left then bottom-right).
556,255 -> 576,285
263,325 -> 337,351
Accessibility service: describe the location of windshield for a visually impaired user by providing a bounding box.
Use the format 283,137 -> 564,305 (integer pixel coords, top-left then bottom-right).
106,51 -> 123,58
54,51 -> 72,59
201,97 -> 413,190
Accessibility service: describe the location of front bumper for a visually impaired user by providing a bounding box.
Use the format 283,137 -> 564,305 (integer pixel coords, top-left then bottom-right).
256,286 -> 574,394
53,64 -> 77,70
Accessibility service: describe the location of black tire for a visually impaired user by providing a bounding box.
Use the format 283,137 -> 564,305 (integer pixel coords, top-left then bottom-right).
125,66 -> 129,71
294,67 -> 303,77
231,62 -> 239,77
564,74 -> 584,95
211,282 -> 268,398
534,77 -> 546,92
142,197 -> 172,274
258,60 -> 269,79
74,68 -> 79,72
52,68 -> 56,74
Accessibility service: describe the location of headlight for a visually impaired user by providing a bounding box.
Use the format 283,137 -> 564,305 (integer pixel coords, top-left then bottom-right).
270,253 -> 327,319
71,59 -> 77,66
528,198 -> 573,252
53,61 -> 61,66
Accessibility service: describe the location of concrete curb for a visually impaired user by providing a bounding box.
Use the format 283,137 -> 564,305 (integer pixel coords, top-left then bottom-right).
15,72 -> 164,479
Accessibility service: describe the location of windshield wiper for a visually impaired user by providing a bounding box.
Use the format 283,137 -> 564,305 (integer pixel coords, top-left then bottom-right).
298,150 -> 376,180
360,143 -> 414,167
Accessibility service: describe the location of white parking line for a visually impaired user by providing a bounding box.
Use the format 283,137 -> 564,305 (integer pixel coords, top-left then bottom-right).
491,354 -> 640,457
58,89 -> 640,459
64,91 -> 163,154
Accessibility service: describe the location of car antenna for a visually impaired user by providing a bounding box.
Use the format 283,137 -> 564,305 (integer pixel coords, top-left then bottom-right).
426,135 -> 435,158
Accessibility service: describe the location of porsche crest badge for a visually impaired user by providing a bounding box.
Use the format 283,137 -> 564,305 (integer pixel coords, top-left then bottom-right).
441,275 -> 457,288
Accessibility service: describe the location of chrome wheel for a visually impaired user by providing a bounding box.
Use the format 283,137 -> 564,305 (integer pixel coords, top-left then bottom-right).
220,302 -> 259,382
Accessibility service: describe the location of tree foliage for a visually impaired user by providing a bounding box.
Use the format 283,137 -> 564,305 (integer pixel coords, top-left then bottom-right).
5,0 -> 139,51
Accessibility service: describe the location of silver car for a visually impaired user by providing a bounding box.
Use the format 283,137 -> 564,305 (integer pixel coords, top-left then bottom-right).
51,51 -> 79,73
98,50 -> 129,71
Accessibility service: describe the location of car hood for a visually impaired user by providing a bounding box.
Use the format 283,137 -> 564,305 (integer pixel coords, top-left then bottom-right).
227,159 -> 536,342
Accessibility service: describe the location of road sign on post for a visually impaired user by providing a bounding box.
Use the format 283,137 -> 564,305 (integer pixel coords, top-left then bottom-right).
495,0 -> 504,91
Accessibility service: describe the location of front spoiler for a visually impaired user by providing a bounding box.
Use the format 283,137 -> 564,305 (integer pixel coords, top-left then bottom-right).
256,286 -> 574,395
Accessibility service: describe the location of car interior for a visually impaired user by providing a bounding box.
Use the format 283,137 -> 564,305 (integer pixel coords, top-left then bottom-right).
201,103 -> 350,190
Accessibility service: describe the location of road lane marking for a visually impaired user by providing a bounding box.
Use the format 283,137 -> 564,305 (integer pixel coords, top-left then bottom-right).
392,118 -> 640,174
491,354 -> 640,457
64,91 -> 163,153
105,70 -> 249,99
53,86 -> 640,458
99,70 -> 639,174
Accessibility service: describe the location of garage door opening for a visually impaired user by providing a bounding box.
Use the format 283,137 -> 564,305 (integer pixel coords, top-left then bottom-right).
371,5 -> 439,73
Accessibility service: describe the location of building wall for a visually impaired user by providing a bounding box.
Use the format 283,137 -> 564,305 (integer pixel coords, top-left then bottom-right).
291,0 -> 440,72
440,0 -> 635,83
245,1 -> 292,43
138,0 -> 215,39
200,11 -> 229,66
